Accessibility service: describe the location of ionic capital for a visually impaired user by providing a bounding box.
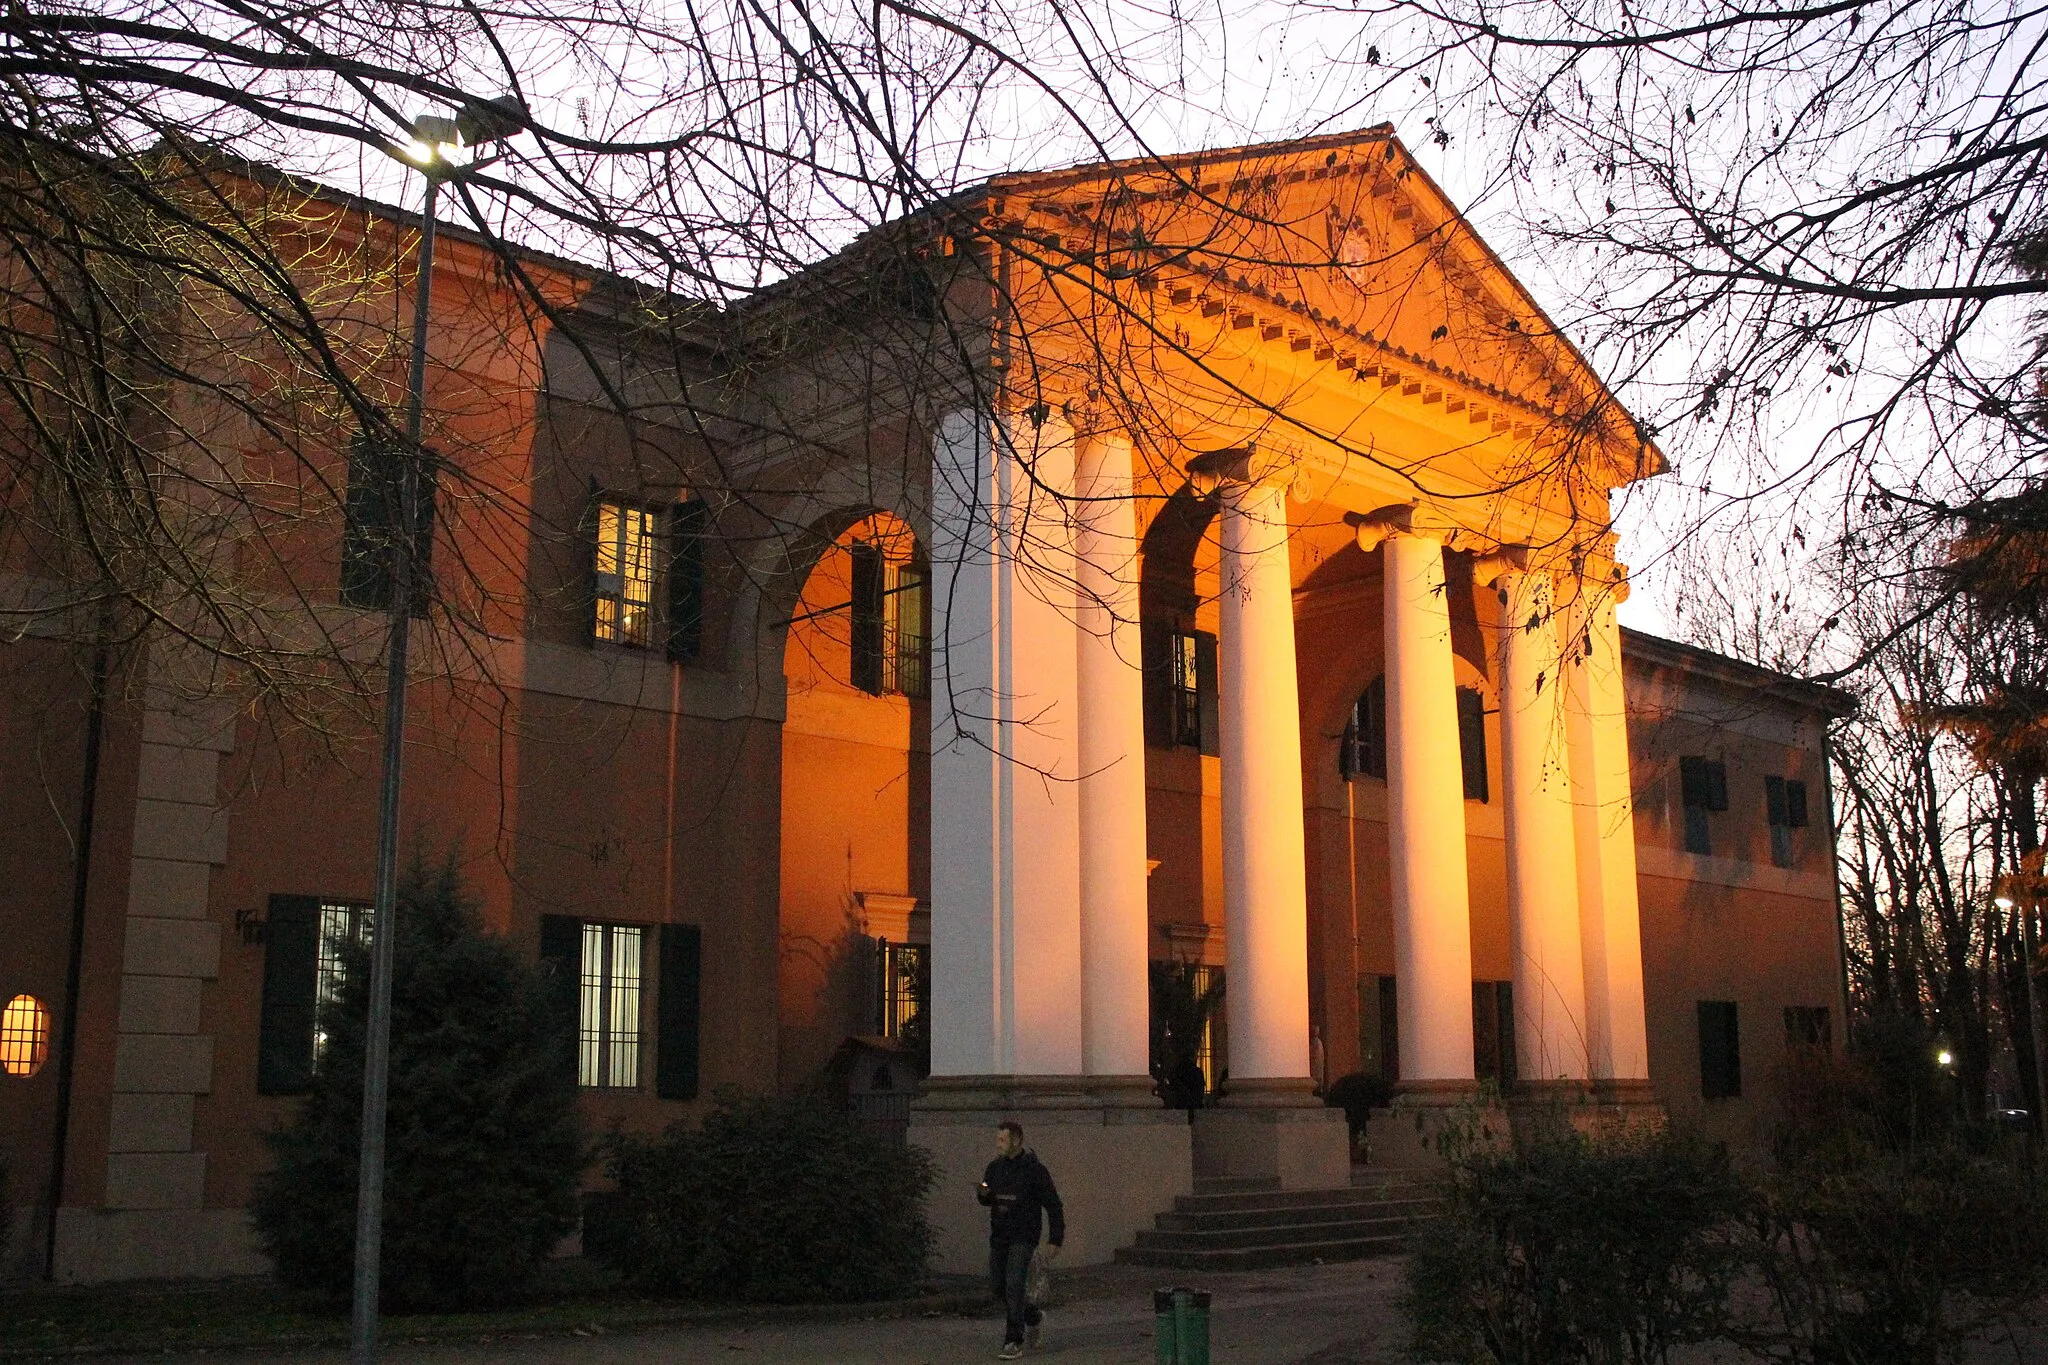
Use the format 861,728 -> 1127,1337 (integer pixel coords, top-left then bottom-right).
1346,501 -> 1468,552
1186,444 -> 1297,495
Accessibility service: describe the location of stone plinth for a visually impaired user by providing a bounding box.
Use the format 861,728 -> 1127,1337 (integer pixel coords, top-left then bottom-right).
1190,1079 -> 1351,1190
909,1076 -> 1192,1274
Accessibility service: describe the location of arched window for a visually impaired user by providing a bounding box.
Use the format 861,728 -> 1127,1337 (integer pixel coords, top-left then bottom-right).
1,994 -> 51,1078
1339,676 -> 1387,780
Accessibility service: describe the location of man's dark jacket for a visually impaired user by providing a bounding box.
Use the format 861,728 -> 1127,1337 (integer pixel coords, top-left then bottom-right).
979,1149 -> 1065,1247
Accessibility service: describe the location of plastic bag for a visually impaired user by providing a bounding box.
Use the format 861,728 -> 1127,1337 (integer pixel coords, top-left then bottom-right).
1027,1248 -> 1055,1306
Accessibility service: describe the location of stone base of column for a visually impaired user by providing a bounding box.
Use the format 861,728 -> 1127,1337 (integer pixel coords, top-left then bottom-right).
1191,1079 -> 1350,1189
1364,1082 -> 1506,1170
909,1075 -> 1191,1274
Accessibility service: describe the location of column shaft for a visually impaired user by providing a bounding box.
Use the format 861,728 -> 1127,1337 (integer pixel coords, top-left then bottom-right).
927,408 -> 1085,1078
1074,430 -> 1152,1078
1217,478 -> 1312,1082
1566,583 -> 1650,1081
1491,566 -> 1588,1082
1382,530 -> 1477,1083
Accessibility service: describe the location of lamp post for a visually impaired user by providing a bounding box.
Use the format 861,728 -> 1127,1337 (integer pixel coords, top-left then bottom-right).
352,99 -> 521,1365
1997,893 -> 2048,1143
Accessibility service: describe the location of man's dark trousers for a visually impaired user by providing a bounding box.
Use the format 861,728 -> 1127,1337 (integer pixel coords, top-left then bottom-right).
988,1241 -> 1042,1345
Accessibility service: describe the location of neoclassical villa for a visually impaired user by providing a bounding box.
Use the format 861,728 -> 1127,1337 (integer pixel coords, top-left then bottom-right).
0,128 -> 1848,1281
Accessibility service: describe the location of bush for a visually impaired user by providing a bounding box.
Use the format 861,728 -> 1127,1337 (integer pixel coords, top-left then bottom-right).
594,1089 -> 934,1302
250,857 -> 582,1309
1407,1120 -> 1743,1364
1324,1071 -> 1393,1138
1733,1145 -> 2048,1365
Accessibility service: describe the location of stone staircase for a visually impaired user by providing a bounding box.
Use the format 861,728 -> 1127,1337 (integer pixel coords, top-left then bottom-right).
1114,1171 -> 1443,1271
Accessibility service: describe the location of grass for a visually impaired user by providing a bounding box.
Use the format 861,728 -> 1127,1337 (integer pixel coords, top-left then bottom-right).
0,1261 -> 989,1359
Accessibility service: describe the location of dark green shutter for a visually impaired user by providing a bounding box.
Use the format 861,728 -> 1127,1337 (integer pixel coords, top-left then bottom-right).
256,895 -> 321,1095
1363,675 -> 1388,780
340,433 -> 397,611
667,499 -> 708,662
1785,779 -> 1809,828
1706,760 -> 1730,811
1141,621 -> 1172,748
1456,688 -> 1488,802
849,542 -> 885,693
1679,756 -> 1710,808
1765,775 -> 1788,827
1194,630 -> 1220,757
538,916 -> 582,1085
657,923 -> 703,1100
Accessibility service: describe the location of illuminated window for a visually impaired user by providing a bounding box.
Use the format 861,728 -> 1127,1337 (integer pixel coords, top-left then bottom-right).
579,923 -> 643,1088
313,903 -> 373,1070
1,993 -> 51,1077
594,501 -> 660,647
876,941 -> 928,1040
886,563 -> 928,698
850,544 -> 929,698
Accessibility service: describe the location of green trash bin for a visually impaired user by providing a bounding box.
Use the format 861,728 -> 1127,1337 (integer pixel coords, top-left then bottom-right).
1154,1288 -> 1179,1365
1172,1287 -> 1211,1365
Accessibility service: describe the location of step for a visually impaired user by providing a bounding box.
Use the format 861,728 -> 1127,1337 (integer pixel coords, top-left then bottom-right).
1192,1175 -> 1282,1196
1115,1232 -> 1410,1271
1154,1196 -> 1442,1233
1132,1213 -> 1429,1252
1171,1185 -> 1429,1215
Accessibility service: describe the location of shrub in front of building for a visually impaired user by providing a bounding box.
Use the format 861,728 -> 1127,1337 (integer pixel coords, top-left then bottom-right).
250,859 -> 583,1308
592,1090 -> 934,1302
1406,1120 -> 1743,1364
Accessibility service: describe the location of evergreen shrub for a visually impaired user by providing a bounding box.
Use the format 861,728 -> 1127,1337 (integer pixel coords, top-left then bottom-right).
594,1089 -> 934,1302
250,858 -> 582,1308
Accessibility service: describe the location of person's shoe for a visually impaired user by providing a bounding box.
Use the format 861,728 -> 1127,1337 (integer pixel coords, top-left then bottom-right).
998,1342 -> 1023,1360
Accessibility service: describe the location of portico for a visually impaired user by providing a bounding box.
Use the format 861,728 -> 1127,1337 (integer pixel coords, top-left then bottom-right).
904,127 -> 1663,1271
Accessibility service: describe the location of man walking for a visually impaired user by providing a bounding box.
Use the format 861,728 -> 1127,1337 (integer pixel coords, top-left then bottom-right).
977,1120 -> 1064,1358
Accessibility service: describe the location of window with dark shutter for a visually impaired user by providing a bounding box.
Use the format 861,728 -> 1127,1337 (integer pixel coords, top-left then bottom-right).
256,896 -> 321,1095
850,542 -> 886,693
1785,779 -> 1809,828
1456,687 -> 1489,802
1698,1000 -> 1742,1099
667,499 -> 707,661
1342,676 -> 1388,781
340,434 -> 432,615
1472,980 -> 1516,1084
657,924 -> 702,1100
1680,756 -> 1729,855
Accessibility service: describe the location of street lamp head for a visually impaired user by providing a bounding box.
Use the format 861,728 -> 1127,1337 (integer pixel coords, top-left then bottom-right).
1997,896 -> 2017,909
402,114 -> 463,169
1937,1049 -> 1954,1067
399,97 -> 526,172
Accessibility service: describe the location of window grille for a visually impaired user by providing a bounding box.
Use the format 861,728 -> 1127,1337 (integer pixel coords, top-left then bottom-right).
1169,631 -> 1202,748
886,563 -> 929,698
876,940 -> 928,1041
595,502 -> 660,647
1341,676 -> 1388,780
579,923 -> 644,1088
313,902 -> 373,1070
1,993 -> 50,1078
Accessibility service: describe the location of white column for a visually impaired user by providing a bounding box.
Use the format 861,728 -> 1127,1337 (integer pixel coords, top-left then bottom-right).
1483,556 -> 1589,1082
927,407 -> 1085,1078
1074,427 -> 1152,1078
1216,474 -> 1313,1083
1566,569 -> 1651,1082
1367,512 -> 1475,1085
